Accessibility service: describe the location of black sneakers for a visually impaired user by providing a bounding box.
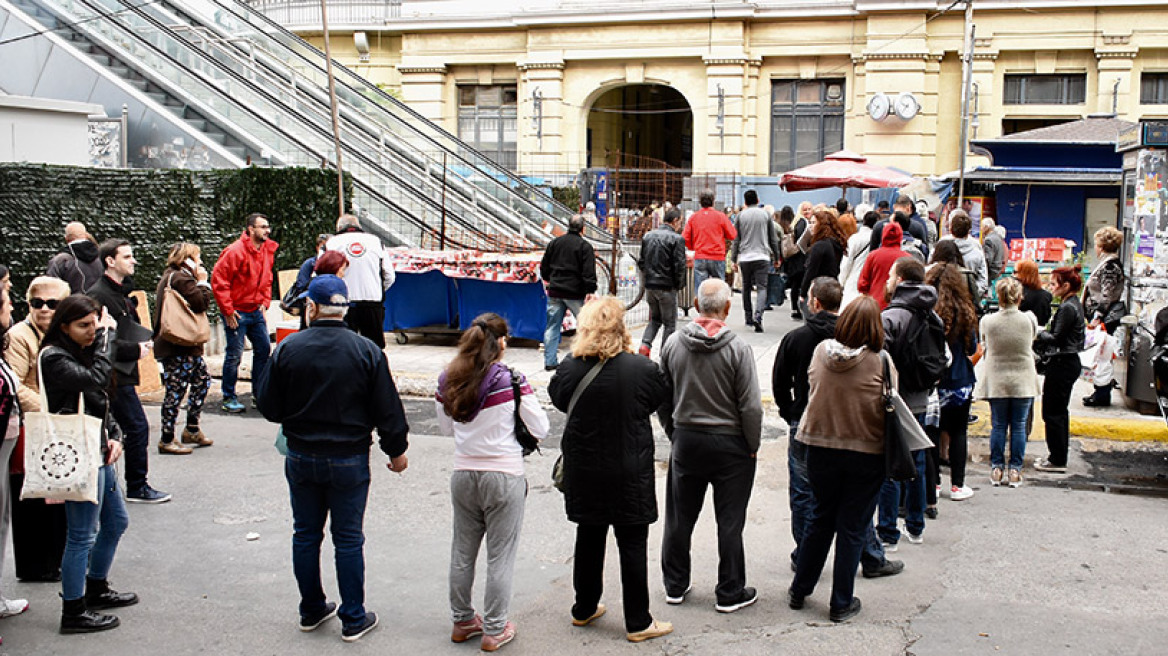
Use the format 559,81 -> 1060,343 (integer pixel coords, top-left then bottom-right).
341,612 -> 379,643
830,597 -> 862,623
862,559 -> 905,579
125,486 -> 171,504
300,601 -> 337,632
714,587 -> 758,613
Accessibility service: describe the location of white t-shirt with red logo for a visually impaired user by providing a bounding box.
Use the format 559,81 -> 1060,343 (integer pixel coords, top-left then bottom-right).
326,230 -> 395,302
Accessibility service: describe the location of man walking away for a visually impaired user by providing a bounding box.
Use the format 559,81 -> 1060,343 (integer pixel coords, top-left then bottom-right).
659,279 -> 762,614
637,208 -> 686,357
46,222 -> 103,293
257,275 -> 410,644
212,213 -> 279,414
326,214 -> 395,348
773,277 -> 904,579
88,239 -> 170,504
732,190 -> 780,332
869,197 -> 929,259
541,215 -> 597,371
877,258 -> 943,550
682,189 -> 736,291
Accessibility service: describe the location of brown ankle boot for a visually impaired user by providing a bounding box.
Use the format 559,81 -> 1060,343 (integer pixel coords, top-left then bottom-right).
181,427 -> 213,447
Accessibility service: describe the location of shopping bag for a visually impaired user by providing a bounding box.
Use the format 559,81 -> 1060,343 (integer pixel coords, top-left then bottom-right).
20,354 -> 103,504
159,273 -> 211,347
767,271 -> 787,307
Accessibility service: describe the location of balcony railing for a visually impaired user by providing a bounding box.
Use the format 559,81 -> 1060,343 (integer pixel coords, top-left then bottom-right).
246,0 -> 401,28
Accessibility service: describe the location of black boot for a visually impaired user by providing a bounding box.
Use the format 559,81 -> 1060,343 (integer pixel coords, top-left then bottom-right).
60,597 -> 120,634
86,578 -> 139,610
1082,385 -> 1112,407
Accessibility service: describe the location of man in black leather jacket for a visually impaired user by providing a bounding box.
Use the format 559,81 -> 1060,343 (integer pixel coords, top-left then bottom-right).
637,209 -> 686,356
540,216 -> 598,370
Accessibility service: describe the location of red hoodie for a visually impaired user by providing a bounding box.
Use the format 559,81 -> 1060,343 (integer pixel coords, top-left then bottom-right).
856,222 -> 909,310
683,208 -> 737,260
212,231 -> 280,316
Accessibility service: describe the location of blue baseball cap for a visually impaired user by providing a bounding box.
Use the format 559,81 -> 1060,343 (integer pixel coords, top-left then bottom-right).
298,274 -> 349,307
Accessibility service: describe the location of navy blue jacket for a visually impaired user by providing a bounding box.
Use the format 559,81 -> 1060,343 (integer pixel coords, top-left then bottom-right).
257,320 -> 409,457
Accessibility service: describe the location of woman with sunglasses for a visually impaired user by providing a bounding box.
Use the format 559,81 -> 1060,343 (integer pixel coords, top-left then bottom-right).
3,276 -> 70,582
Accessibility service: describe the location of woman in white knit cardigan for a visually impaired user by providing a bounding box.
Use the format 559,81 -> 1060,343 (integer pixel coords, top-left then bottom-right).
977,277 -> 1039,488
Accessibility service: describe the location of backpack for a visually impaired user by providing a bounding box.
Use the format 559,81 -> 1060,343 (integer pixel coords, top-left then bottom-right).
781,232 -> 799,260
892,309 -> 948,393
901,236 -> 926,263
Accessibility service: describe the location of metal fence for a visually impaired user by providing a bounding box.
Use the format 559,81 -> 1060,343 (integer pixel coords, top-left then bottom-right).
246,0 -> 401,27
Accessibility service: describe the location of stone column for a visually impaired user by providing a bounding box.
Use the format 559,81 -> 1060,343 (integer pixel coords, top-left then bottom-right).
397,64 -> 449,129
518,61 -> 565,176
1096,42 -> 1138,119
703,56 -> 749,173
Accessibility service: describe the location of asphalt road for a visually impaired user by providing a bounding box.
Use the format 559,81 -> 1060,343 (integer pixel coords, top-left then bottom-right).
1,404 -> 1167,655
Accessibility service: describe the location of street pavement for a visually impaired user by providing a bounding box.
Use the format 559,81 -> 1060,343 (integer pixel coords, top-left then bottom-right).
3,291 -> 1167,654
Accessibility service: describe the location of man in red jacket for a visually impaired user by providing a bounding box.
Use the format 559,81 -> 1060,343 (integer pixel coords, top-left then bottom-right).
212,213 -> 279,413
856,222 -> 909,310
682,189 -> 736,291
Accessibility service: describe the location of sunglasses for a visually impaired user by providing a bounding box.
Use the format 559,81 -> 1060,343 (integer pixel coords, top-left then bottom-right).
30,298 -> 60,310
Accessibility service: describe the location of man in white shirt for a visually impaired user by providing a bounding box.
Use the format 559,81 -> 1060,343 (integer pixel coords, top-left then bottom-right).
326,214 -> 395,348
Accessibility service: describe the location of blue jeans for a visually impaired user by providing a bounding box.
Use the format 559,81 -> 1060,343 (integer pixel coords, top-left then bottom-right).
63,464 -> 129,601
110,384 -> 150,494
544,297 -> 585,367
990,397 -> 1033,471
877,449 -> 927,543
692,259 -> 725,292
285,450 -> 371,629
222,309 -> 270,400
790,422 -> 886,571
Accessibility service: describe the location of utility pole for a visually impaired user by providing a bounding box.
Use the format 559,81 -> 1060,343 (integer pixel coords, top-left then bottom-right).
319,0 -> 346,216
956,0 -> 975,213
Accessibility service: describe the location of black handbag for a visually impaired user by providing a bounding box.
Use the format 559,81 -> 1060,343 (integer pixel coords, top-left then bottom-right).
508,367 -> 539,456
881,354 -> 917,482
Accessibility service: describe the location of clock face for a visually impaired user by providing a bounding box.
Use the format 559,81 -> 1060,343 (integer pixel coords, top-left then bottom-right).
895,92 -> 920,120
867,93 -> 890,121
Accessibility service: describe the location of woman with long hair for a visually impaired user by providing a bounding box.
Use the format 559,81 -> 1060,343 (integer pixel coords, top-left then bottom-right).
40,294 -> 136,633
930,239 -> 980,309
548,297 -> 673,643
789,295 -> 888,623
785,204 -> 810,320
0,284 -> 30,621
979,278 -> 1039,487
799,210 -> 849,312
4,276 -> 70,582
437,313 -> 548,652
1035,266 -> 1085,473
925,263 -> 980,500
152,243 -> 214,455
1014,259 -> 1052,327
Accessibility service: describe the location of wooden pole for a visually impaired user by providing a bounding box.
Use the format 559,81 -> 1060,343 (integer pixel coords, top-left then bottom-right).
318,0 -> 346,215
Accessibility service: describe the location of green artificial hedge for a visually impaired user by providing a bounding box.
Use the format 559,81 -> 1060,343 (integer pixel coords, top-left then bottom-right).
0,164 -> 351,321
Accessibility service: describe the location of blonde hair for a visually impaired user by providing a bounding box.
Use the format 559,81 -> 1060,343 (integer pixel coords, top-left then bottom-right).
571,297 -> 631,360
166,242 -> 201,268
997,277 -> 1023,308
1094,226 -> 1123,254
26,276 -> 70,302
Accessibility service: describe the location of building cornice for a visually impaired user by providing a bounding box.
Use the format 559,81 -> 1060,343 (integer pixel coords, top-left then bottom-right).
1096,50 -> 1139,60
397,65 -> 448,74
518,62 -> 565,71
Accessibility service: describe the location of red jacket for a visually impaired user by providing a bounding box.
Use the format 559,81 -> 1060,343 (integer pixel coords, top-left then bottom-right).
857,223 -> 909,310
212,232 -> 279,316
683,208 -> 736,260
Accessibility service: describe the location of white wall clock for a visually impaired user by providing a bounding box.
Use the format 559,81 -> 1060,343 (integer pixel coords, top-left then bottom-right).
894,92 -> 921,121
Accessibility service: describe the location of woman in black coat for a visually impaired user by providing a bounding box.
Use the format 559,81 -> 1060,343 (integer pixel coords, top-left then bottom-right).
1035,266 -> 1085,473
799,209 -> 848,312
548,297 -> 672,643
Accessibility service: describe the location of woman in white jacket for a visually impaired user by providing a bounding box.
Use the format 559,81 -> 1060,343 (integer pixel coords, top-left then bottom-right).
838,207 -> 878,308
436,313 -> 549,652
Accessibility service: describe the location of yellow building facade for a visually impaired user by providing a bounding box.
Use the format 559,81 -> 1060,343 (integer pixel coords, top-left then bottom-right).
286,1 -> 1168,178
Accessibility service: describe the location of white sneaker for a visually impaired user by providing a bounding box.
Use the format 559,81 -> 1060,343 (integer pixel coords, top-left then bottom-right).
0,597 -> 28,618
904,531 -> 924,545
950,485 -> 974,501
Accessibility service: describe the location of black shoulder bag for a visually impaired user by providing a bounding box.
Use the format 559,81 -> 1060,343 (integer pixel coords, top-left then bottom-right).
882,353 -> 918,482
507,367 -> 540,456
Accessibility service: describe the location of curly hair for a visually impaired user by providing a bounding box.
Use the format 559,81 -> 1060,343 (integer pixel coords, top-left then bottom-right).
926,263 -> 978,350
809,209 -> 849,255
1094,226 -> 1123,254
571,296 -> 631,360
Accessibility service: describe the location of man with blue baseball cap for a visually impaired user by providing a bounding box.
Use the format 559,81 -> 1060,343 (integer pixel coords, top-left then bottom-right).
257,274 -> 410,643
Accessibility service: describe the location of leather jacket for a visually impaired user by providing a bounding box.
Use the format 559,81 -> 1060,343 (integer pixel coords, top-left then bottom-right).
40,328 -> 121,453
1037,295 -> 1085,356
638,224 -> 686,291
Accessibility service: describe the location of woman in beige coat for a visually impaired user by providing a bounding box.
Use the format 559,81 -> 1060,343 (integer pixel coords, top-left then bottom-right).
978,278 -> 1039,488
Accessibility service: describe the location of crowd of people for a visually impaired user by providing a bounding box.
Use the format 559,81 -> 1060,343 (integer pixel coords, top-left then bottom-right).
0,191 -> 1128,649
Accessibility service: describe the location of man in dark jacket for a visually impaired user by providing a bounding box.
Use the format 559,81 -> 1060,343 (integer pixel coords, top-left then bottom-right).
540,215 -> 597,370
46,222 -> 103,293
869,198 -> 929,260
637,208 -> 686,356
88,239 -> 170,504
877,258 -> 941,550
257,275 -> 409,644
659,279 -> 761,614
773,277 -> 903,579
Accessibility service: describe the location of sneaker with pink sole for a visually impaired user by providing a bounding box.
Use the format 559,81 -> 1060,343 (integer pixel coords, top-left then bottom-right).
480,621 -> 516,652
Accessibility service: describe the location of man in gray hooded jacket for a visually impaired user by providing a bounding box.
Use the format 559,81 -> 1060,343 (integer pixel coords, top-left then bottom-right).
658,278 -> 762,614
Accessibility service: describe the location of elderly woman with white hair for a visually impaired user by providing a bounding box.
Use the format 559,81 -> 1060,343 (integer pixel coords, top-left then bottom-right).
3,275 -> 70,583
981,217 -> 1007,283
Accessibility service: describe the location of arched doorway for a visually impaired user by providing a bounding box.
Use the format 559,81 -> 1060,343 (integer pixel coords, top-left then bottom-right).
586,84 -> 693,169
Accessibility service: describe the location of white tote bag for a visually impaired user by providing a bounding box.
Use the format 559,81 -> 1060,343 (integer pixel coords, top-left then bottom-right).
21,353 -> 104,504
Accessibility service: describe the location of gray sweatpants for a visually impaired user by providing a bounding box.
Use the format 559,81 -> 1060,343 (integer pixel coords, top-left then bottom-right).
449,470 -> 527,635
0,438 -> 15,599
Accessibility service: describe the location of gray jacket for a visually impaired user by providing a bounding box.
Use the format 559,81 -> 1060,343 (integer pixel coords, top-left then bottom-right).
659,320 -> 763,452
949,236 -> 988,297
983,231 -> 1007,282
731,206 -> 779,263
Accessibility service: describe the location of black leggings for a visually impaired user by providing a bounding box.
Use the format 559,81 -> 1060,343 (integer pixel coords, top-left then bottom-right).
939,401 -> 971,488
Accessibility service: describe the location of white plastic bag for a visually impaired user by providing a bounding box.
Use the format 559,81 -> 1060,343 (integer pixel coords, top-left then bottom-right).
20,354 -> 103,504
1080,327 -> 1118,386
